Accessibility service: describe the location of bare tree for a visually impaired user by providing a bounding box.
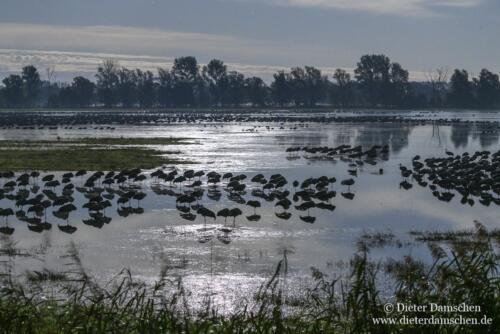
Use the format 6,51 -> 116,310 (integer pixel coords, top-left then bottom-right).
45,66 -> 56,84
425,67 -> 449,107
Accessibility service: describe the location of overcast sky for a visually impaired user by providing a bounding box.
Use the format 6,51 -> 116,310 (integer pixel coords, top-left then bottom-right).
0,0 -> 498,82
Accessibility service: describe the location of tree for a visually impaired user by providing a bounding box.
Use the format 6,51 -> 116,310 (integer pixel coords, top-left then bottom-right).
4,54 -> 494,110
172,56 -> 199,81
22,65 -> 42,107
203,59 -> 228,106
2,75 -> 24,107
45,66 -> 56,84
158,68 -> 174,107
304,66 -> 328,107
333,69 -> 353,107
287,66 -> 328,107
71,77 -> 95,107
425,67 -> 449,107
271,71 -> 292,107
53,78 -> 94,108
447,69 -> 473,108
117,68 -> 137,108
96,60 -> 119,107
57,85 -> 76,107
197,81 -> 211,108
290,67 -> 307,106
354,54 -> 391,107
225,71 -> 245,106
390,62 -> 410,107
244,77 -> 267,106
474,69 -> 500,108
136,70 -> 155,108
172,81 -> 194,107
171,57 -> 199,106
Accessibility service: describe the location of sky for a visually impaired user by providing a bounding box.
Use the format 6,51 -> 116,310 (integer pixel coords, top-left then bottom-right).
0,0 -> 498,82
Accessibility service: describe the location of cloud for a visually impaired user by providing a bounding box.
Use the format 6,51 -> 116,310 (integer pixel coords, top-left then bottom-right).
0,48 -> 340,83
234,0 -> 483,16
0,48 -> 428,83
0,23 -> 269,59
0,23 -> 428,82
0,23 -> 351,70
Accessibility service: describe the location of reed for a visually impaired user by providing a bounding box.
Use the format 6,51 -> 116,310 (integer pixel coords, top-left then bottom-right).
0,223 -> 499,333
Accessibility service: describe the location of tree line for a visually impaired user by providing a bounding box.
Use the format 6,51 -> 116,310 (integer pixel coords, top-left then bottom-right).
1,55 -> 499,109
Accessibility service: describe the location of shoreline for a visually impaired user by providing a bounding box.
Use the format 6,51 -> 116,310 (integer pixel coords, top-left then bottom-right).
1,107 -> 500,113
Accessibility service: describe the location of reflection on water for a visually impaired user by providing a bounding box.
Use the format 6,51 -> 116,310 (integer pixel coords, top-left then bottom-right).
0,110 -> 499,311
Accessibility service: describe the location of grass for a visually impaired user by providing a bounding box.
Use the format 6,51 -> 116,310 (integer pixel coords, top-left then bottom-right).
0,137 -> 194,171
410,226 -> 500,244
0,147 -> 186,171
0,137 -> 192,147
0,223 -> 499,333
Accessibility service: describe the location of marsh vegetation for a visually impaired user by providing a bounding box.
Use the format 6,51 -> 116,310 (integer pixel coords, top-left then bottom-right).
1,223 -> 499,333
0,137 -> 191,170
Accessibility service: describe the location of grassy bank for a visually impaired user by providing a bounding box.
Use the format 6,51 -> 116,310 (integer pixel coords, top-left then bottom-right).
0,137 -> 193,171
0,223 -> 499,333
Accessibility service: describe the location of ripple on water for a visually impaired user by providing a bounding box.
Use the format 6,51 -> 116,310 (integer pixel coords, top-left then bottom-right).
1,112 -> 499,312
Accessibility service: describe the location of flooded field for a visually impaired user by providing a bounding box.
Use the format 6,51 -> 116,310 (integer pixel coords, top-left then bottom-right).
1,109 -> 499,311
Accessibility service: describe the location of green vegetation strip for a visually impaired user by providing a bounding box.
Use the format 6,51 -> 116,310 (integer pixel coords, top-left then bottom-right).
0,137 -> 192,147
0,137 -> 193,170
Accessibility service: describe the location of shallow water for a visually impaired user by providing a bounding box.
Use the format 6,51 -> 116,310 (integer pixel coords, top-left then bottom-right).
1,110 -> 499,311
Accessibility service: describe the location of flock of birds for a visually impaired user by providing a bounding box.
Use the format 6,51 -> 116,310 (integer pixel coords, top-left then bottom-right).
399,149 -> 500,206
1,149 -> 499,241
1,110 -> 499,129
286,144 -> 389,168
2,142 -> 497,238
0,167 -> 360,242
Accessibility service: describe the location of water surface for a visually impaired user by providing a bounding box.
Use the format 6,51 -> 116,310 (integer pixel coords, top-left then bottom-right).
1,110 -> 499,311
